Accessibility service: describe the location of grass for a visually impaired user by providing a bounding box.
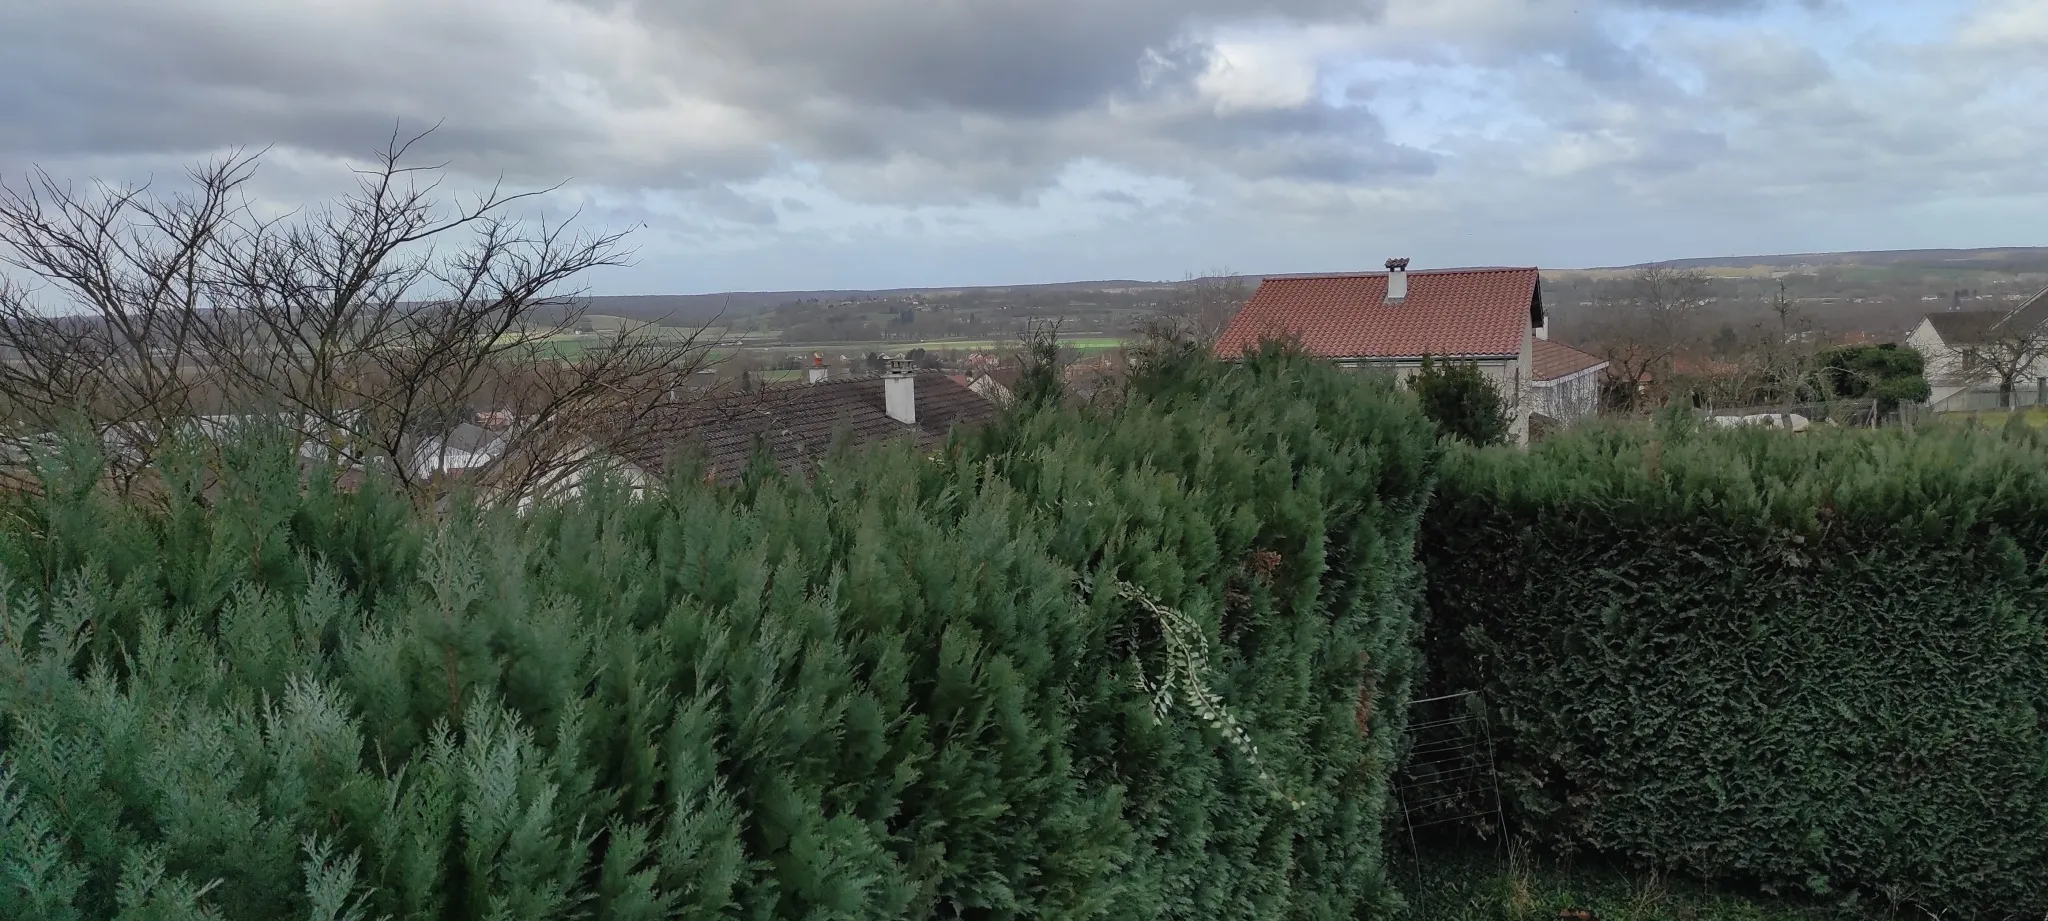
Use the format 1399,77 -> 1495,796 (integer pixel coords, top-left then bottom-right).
1943,407 -> 2048,428
1399,846 -> 1845,921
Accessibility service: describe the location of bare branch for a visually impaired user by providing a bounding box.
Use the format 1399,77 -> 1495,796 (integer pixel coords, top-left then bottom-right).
0,138 -> 707,505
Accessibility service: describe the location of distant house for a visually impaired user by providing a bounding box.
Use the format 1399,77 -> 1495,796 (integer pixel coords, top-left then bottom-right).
958,366 -> 1020,405
1214,259 -> 1565,443
406,422 -> 507,480
1907,283 -> 2048,407
630,361 -> 1000,484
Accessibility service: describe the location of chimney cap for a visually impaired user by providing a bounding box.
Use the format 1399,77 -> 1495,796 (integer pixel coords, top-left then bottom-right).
885,357 -> 915,374
1385,257 -> 1411,272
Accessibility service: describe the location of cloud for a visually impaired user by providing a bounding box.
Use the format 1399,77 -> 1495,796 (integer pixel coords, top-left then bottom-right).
1,0 -> 2046,292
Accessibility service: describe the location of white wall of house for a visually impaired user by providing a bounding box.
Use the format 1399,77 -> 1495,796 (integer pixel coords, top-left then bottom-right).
1337,343 -> 1534,444
1531,365 -> 1606,423
1907,319 -> 1967,405
1908,318 -> 2048,407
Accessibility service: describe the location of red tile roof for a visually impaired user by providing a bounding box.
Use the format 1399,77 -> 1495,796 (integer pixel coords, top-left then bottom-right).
1531,339 -> 1608,382
1215,267 -> 1540,359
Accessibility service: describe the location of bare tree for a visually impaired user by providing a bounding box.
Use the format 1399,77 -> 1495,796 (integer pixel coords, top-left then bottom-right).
0,154 -> 252,491
1134,269 -> 1249,355
1584,266 -> 1714,411
1950,325 -> 2048,408
0,129 -> 713,504
1736,282 -> 1820,406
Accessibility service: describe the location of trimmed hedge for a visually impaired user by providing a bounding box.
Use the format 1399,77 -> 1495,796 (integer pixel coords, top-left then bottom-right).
977,347 -> 1440,921
1419,418 -> 2048,918
0,350 -> 1436,921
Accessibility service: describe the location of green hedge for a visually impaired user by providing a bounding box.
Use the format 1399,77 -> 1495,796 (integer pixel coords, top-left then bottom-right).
1419,419 -> 2048,918
977,347 -> 1439,921
0,351 -> 1437,921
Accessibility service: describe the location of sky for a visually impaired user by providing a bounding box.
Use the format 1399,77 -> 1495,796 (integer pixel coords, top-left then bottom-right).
3,0 -> 2044,295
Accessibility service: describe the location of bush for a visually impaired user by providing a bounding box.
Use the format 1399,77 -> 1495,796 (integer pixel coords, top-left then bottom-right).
1418,419 -> 2048,918
1809,343 -> 1930,410
0,349 -> 1437,921
1408,356 -> 1512,446
980,345 -> 1440,921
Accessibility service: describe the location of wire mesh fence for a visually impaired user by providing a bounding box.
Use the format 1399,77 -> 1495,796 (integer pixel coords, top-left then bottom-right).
1392,691 -> 1506,861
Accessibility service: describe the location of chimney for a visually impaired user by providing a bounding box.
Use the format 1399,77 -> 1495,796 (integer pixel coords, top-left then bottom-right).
883,358 -> 916,425
806,352 -> 828,384
1385,257 -> 1410,305
1536,318 -> 1550,341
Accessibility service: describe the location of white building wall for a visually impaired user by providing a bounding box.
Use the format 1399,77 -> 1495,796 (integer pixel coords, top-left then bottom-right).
1908,317 -> 2048,407
1339,350 -> 1532,445
1530,366 -> 1606,423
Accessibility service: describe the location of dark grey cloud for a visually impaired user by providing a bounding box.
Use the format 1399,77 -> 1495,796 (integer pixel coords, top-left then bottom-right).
9,0 -> 2039,300
612,0 -> 1383,114
0,0 -> 1411,201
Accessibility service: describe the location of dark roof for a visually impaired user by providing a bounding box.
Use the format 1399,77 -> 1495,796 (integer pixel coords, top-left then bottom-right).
630,372 -> 999,484
1532,339 -> 1608,381
1923,310 -> 2009,345
1215,267 -> 1540,359
2002,283 -> 2048,332
1922,285 -> 2048,345
444,422 -> 503,453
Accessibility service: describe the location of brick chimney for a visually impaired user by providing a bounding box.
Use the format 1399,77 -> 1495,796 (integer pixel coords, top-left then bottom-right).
884,358 -> 916,424
1385,258 -> 1410,305
807,352 -> 828,384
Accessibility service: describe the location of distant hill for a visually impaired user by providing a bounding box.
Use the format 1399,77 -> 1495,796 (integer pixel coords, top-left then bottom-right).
578,280 -> 1188,326
1604,247 -> 2048,273
594,248 -> 2048,324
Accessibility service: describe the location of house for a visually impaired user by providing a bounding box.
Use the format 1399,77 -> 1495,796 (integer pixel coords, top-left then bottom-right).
1213,258 -> 1564,443
967,366 -> 1021,405
1907,284 -> 2048,407
405,422 -> 507,480
1529,339 -> 1610,426
629,360 -> 1000,484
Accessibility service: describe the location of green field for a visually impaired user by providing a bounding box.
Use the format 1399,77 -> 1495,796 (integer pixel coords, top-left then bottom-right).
755,337 -> 1125,355
495,328 -> 1128,364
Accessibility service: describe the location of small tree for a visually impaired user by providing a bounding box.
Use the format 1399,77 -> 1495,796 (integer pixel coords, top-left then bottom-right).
1809,342 -> 1931,411
1133,269 -> 1248,354
1583,266 -> 1713,412
1010,320 -> 1068,411
1951,325 -> 2048,407
1409,355 -> 1511,445
0,129 -> 714,503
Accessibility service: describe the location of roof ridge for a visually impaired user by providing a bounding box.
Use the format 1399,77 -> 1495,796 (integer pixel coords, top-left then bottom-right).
1267,266 -> 1537,280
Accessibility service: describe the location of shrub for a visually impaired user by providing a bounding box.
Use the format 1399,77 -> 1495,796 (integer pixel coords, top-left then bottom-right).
1418,419 -> 2048,918
979,345 -> 1440,921
1808,343 -> 1930,410
1408,356 -> 1512,446
0,348 -> 1437,921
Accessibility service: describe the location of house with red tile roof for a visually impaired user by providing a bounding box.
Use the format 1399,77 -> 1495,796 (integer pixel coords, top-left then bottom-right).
1215,259 -> 1599,442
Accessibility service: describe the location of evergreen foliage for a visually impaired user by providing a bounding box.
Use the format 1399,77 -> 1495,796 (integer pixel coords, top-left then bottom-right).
976,344 -> 1440,921
1808,343 -> 1930,409
1407,357 -> 1512,446
0,348 -> 1437,921
1418,418 -> 2048,919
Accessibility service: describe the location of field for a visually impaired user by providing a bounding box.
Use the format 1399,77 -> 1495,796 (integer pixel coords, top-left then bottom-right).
512,318 -> 1128,365
749,337 -> 1126,355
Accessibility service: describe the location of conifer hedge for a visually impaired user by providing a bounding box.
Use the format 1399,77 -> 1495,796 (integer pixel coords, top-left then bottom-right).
1419,419 -> 2048,918
0,350 -> 1436,921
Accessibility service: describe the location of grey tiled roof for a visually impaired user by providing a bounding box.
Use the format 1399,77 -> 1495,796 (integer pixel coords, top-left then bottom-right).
630,372 -> 999,484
